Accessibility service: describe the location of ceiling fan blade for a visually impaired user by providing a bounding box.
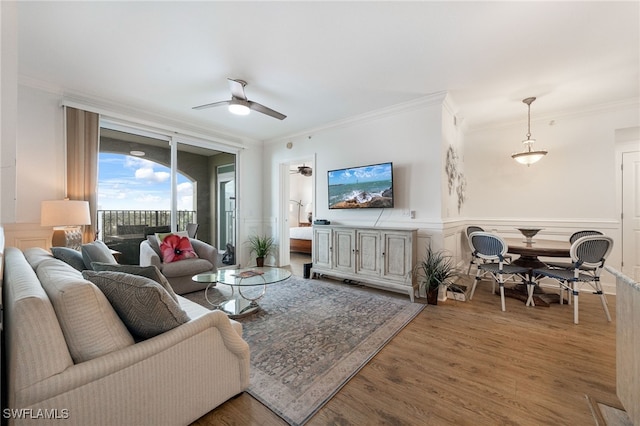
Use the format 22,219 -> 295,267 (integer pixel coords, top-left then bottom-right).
249,101 -> 287,120
192,100 -> 231,110
228,78 -> 248,100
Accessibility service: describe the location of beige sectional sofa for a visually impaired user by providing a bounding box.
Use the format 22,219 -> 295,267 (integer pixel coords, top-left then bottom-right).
3,246 -> 250,425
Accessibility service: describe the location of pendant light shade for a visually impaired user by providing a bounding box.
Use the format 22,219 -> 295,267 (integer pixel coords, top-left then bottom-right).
511,97 -> 547,166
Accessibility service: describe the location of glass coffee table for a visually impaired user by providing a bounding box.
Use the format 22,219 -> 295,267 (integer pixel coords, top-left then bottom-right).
192,267 -> 291,318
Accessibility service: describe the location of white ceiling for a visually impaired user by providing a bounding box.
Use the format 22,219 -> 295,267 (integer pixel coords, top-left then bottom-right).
16,1 -> 639,141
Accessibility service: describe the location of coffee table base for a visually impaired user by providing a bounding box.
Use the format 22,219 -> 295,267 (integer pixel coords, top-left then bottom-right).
219,298 -> 260,318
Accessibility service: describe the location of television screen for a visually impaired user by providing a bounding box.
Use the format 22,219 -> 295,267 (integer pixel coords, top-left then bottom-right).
328,162 -> 394,209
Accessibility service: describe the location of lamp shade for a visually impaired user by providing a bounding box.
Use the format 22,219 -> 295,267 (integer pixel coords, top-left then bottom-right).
41,200 -> 91,227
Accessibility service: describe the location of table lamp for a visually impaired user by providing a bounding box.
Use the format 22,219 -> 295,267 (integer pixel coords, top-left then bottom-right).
41,199 -> 91,249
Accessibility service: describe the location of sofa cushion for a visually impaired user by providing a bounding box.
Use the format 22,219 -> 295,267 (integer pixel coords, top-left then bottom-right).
51,246 -> 86,271
36,258 -> 135,363
91,262 -> 179,303
83,270 -> 190,340
81,240 -> 117,269
156,232 -> 198,263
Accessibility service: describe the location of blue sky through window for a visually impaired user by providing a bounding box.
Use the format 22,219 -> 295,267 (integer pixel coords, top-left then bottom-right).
98,153 -> 193,211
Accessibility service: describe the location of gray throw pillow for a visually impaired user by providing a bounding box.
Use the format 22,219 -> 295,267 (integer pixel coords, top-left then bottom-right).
90,262 -> 179,302
51,247 -> 86,272
82,270 -> 190,340
81,240 -> 117,269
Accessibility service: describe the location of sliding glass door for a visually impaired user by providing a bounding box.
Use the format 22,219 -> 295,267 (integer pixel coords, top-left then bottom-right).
97,125 -> 236,265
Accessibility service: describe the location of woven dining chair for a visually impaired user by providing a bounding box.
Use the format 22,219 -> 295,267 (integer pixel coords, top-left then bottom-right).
532,235 -> 613,324
545,230 -> 604,273
465,226 -> 484,275
468,232 -> 530,312
465,226 -> 513,276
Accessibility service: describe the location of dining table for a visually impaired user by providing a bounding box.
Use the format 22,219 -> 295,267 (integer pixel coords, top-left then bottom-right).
503,237 -> 571,307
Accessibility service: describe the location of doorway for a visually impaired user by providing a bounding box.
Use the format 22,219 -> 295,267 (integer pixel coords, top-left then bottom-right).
279,157 -> 315,272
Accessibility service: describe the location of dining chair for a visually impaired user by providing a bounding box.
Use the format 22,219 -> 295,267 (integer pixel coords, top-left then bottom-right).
468,232 -> 530,312
466,226 -> 512,275
545,230 -> 604,273
465,226 -> 484,275
532,235 -> 613,324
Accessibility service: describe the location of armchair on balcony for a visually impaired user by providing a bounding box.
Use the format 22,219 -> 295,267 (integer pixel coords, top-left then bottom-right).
139,235 -> 217,295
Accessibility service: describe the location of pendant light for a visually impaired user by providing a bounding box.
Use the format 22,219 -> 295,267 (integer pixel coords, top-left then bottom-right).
511,97 -> 547,166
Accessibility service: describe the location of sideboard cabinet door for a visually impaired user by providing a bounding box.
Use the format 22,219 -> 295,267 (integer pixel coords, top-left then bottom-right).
382,231 -> 414,281
312,227 -> 332,270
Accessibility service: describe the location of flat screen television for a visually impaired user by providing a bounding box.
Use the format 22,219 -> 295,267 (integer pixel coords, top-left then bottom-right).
328,162 -> 394,209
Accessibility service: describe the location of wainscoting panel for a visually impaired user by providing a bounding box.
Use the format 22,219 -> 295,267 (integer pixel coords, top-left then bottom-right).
2,223 -> 50,250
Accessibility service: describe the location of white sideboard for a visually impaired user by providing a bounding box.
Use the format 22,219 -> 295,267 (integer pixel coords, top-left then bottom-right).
311,225 -> 417,301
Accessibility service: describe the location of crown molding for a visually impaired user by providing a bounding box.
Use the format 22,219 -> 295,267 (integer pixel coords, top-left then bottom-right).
266,91 -> 449,144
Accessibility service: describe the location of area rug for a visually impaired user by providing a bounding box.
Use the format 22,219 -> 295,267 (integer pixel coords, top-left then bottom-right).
184,276 -> 424,425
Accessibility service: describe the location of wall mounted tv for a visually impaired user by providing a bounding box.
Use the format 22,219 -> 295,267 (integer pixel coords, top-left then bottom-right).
328,162 -> 394,209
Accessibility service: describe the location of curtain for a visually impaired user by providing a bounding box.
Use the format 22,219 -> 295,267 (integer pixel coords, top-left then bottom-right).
65,107 -> 99,243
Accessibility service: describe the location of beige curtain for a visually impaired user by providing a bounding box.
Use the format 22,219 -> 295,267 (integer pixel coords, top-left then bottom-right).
65,107 -> 99,243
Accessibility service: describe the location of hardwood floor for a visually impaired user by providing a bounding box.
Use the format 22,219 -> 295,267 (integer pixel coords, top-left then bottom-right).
192,271 -> 619,425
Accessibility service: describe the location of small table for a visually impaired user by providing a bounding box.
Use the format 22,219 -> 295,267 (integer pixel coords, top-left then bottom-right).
192,267 -> 292,318
505,238 -> 571,307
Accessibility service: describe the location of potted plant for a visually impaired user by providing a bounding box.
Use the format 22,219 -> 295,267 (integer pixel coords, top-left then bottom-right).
415,245 -> 458,305
246,234 -> 276,267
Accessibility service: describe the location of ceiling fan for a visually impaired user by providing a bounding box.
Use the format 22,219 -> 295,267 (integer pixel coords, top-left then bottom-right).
192,78 -> 287,120
291,165 -> 312,177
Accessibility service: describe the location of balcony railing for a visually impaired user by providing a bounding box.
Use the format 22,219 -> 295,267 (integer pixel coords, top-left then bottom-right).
96,210 -> 196,264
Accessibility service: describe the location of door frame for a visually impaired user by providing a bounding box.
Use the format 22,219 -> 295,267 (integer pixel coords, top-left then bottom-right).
615,131 -> 639,277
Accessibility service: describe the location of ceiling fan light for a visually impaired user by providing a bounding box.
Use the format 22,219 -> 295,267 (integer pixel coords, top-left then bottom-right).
228,100 -> 250,116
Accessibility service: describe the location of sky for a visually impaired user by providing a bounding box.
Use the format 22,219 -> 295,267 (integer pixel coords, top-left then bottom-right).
328,162 -> 392,185
97,153 -> 193,211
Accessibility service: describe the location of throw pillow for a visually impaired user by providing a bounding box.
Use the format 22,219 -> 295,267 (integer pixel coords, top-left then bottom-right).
81,240 -> 117,269
156,232 -> 198,263
51,246 -> 86,272
82,270 -> 190,340
90,262 -> 179,302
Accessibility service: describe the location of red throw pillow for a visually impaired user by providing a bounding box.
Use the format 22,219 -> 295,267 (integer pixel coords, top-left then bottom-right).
157,233 -> 198,263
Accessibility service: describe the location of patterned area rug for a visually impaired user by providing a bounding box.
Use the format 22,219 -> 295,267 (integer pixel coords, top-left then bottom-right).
184,276 -> 424,425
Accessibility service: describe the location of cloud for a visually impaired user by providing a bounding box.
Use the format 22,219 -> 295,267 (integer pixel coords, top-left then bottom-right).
134,167 -> 170,183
